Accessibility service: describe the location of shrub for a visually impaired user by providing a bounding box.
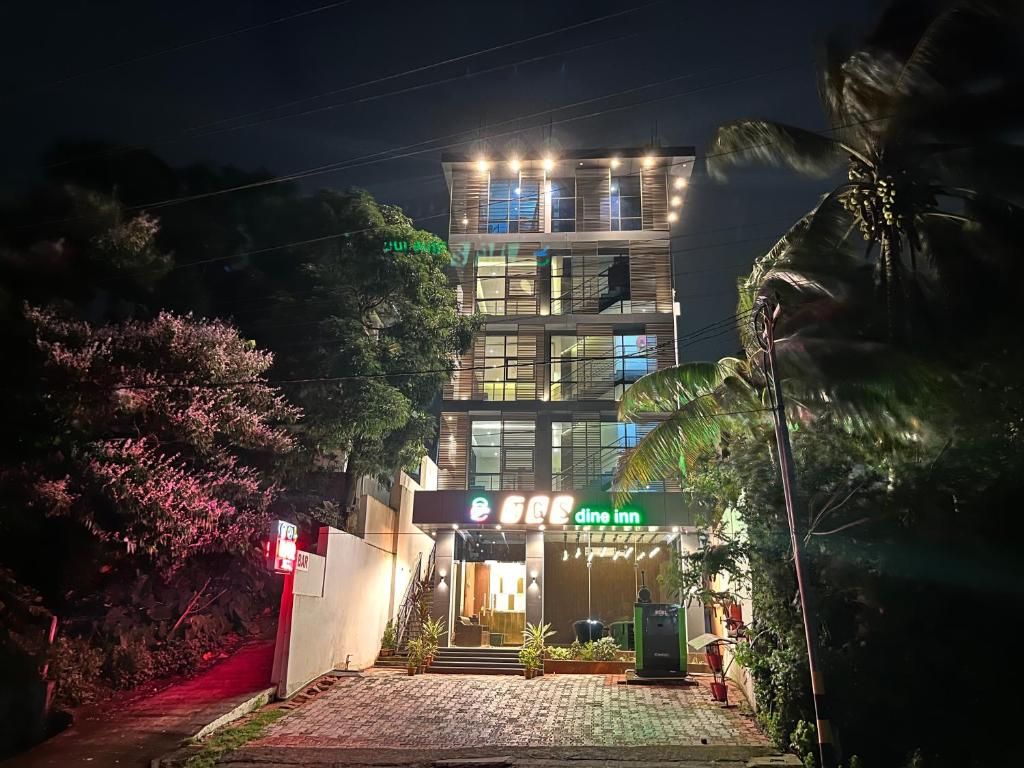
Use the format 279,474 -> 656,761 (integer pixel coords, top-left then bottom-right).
50,637 -> 104,707
590,637 -> 619,661
107,639 -> 154,690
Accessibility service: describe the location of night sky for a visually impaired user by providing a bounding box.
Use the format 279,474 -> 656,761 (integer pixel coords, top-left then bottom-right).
1,0 -> 880,360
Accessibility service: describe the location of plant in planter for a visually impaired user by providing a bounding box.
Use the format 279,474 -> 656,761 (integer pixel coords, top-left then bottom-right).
518,645 -> 542,679
406,638 -> 425,676
420,617 -> 447,665
519,622 -> 554,678
380,619 -> 397,657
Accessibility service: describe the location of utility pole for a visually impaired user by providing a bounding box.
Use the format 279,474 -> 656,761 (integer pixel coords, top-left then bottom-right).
755,300 -> 837,768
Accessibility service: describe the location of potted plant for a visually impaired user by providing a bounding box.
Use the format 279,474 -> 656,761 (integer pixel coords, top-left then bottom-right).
420,617 -> 447,666
380,619 -> 397,657
519,645 -> 541,679
406,638 -> 425,676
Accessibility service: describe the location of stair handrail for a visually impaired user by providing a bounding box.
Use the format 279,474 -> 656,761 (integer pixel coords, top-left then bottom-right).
394,551 -> 422,650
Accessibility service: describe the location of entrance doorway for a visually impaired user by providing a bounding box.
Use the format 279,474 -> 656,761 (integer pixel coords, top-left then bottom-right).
451,531 -> 526,647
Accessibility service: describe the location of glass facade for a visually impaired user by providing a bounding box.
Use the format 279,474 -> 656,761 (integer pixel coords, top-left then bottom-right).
550,334 -> 658,401
469,420 -> 536,491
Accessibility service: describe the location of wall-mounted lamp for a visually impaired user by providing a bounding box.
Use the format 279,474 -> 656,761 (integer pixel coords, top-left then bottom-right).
438,572 -> 448,589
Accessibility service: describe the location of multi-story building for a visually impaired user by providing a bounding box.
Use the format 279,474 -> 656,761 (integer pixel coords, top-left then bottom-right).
412,147 -> 704,654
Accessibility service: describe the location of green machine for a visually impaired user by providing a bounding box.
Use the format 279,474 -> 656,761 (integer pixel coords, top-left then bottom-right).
633,574 -> 687,678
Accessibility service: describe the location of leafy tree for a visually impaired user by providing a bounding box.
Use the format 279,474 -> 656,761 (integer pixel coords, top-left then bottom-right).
709,0 -> 1024,342
208,189 -> 476,511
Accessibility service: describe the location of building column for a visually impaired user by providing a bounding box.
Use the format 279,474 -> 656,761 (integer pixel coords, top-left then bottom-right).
431,530 -> 455,647
526,530 -> 545,631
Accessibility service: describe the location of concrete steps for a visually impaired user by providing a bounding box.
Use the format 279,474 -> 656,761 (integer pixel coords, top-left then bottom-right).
428,647 -> 524,675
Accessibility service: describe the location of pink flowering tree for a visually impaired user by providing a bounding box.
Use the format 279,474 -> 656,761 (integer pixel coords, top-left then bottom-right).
23,308 -> 300,575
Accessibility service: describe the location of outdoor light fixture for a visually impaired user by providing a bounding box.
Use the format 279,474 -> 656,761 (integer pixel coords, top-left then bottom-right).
461,216 -> 468,225
643,155 -> 654,168
495,524 -> 502,530
543,157 -> 555,171
672,526 -> 680,533
637,551 -> 647,561
451,523 -> 459,530
624,546 -> 634,557
667,212 -> 679,223
514,186 -> 521,195
539,524 -> 546,530
510,158 -> 521,172
476,158 -> 489,172
649,546 -> 661,558
675,177 -> 687,189
610,157 -> 620,168
575,547 -> 582,558
563,549 -> 569,561
671,195 -> 682,207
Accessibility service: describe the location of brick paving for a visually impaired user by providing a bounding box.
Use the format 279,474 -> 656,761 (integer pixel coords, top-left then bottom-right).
252,671 -> 768,749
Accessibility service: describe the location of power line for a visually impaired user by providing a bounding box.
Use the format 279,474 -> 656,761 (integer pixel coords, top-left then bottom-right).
32,1 -> 359,91
46,3 -> 659,167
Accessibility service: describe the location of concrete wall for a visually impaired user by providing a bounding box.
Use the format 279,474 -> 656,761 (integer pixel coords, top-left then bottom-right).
272,464 -> 438,698
272,527 -> 393,697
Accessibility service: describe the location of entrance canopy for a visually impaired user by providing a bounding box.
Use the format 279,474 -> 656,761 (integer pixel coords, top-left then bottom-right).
413,489 -> 698,532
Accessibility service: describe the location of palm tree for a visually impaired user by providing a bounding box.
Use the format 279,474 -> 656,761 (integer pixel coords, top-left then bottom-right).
709,0 -> 1024,341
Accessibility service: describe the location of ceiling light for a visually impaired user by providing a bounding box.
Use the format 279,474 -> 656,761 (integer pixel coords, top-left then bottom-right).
514,186 -> 521,195
671,195 -> 682,207
461,216 -> 469,225
452,524 -> 459,530
543,157 -> 554,171
642,155 -> 654,168
667,211 -> 679,223
610,157 -> 620,169
674,177 -> 687,189
672,526 -> 680,533
495,525 -> 502,530
510,158 -> 521,172
476,158 -> 489,172
539,524 -> 546,530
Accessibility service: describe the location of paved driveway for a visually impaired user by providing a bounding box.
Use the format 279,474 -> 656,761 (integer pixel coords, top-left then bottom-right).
250,671 -> 768,750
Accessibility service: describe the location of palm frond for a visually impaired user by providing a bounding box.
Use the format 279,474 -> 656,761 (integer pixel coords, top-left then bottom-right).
707,120 -> 850,181
617,361 -> 741,420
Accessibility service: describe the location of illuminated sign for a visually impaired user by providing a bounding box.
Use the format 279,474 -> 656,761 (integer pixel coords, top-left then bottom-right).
266,520 -> 298,574
466,494 -> 645,527
381,241 -> 550,268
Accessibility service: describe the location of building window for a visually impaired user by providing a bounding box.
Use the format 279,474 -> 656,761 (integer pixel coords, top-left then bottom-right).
613,334 -> 657,399
550,333 -> 658,401
475,249 -> 537,316
481,335 -> 532,401
470,420 -> 535,491
488,178 -> 519,234
550,250 -> 631,315
611,176 -> 642,231
549,178 -> 576,232
552,421 -> 665,491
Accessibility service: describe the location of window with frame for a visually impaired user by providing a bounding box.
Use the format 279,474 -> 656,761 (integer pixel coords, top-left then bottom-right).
475,249 -> 537,316
469,420 -> 535,491
611,175 -> 642,231
487,178 -> 519,233
613,334 -> 658,400
550,250 -> 631,315
551,421 -> 665,491
549,333 -> 658,401
549,177 -> 576,232
481,335 -> 532,401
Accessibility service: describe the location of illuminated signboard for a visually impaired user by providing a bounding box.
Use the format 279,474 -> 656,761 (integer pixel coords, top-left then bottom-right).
468,495 -> 645,527
265,520 -> 298,573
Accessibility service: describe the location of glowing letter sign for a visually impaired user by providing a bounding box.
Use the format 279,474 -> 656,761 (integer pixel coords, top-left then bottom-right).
467,495 -> 645,528
266,520 -> 298,574
500,495 -> 526,524
469,497 -> 491,522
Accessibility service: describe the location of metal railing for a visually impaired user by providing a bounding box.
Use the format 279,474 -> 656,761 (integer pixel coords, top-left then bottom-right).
394,544 -> 437,650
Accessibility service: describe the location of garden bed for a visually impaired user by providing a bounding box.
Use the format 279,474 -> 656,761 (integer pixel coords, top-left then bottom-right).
543,659 -> 633,675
